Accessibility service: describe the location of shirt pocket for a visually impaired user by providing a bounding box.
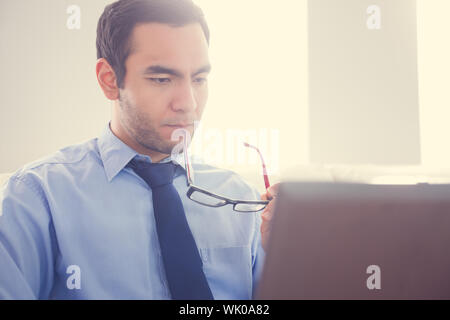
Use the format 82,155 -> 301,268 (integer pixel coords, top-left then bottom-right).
199,246 -> 253,300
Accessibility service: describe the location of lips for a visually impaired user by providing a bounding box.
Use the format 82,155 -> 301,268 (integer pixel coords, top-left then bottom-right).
165,123 -> 194,128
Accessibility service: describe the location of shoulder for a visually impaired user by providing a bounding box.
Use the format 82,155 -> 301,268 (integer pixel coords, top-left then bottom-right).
6,138 -> 100,192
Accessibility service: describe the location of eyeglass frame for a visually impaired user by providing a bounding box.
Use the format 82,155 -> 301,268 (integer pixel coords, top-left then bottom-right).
181,131 -> 270,212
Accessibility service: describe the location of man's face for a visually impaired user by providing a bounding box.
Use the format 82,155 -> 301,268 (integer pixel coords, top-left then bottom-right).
117,23 -> 210,156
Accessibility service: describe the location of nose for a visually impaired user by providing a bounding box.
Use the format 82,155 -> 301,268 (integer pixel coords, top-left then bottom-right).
171,81 -> 197,113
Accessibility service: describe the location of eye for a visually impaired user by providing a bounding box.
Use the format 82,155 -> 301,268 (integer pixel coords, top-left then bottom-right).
193,77 -> 207,85
147,77 -> 171,84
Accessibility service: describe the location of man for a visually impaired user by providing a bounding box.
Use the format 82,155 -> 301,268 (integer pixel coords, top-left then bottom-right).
0,0 -> 278,299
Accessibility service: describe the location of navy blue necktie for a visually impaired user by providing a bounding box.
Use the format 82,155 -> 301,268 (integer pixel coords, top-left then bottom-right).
129,159 -> 213,300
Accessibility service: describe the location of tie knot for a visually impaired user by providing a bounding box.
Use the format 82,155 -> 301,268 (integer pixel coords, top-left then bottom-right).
129,159 -> 176,188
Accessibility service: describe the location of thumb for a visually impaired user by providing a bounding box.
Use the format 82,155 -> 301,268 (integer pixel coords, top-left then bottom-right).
266,183 -> 281,199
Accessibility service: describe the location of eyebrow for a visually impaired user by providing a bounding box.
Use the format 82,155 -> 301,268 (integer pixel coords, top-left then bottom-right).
143,64 -> 211,78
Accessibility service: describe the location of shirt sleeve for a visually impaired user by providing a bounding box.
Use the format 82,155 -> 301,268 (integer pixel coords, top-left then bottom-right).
0,174 -> 57,299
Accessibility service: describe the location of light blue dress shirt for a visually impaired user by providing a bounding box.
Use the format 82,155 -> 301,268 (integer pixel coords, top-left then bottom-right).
0,123 -> 265,299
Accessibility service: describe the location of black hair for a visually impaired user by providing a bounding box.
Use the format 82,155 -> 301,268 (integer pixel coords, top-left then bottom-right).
96,0 -> 210,88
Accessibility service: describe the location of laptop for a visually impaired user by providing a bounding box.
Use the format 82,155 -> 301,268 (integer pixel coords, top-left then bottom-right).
256,182 -> 450,299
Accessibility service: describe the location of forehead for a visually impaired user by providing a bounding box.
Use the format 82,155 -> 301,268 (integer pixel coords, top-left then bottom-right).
127,23 -> 209,70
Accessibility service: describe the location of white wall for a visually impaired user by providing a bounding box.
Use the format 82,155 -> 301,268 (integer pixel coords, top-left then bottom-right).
417,0 -> 450,167
191,0 -> 308,189
0,0 -> 112,173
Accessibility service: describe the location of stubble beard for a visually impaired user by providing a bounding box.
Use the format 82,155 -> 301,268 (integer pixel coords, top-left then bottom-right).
118,92 -> 182,156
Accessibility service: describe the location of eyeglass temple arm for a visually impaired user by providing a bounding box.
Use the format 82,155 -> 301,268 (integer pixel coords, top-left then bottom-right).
183,131 -> 194,186
183,136 -> 270,190
243,142 -> 271,189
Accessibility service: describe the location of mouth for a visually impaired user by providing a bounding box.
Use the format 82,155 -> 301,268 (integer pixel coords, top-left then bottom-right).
164,123 -> 194,129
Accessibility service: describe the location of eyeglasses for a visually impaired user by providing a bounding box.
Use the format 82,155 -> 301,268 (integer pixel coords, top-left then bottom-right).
181,131 -> 270,213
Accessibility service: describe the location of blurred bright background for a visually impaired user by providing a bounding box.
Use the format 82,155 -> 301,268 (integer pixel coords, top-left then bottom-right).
0,0 -> 449,191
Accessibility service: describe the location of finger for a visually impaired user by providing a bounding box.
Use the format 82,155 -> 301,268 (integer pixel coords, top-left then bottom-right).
261,190 -> 274,201
260,213 -> 273,231
261,199 -> 276,221
267,183 -> 281,198
260,220 -> 271,235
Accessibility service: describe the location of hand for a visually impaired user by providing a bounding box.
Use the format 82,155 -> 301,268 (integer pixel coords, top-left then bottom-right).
260,183 -> 280,252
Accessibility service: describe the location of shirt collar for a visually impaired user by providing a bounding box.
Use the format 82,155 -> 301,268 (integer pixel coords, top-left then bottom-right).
97,122 -> 187,182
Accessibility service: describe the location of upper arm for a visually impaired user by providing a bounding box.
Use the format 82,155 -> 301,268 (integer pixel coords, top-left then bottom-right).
0,175 -> 57,299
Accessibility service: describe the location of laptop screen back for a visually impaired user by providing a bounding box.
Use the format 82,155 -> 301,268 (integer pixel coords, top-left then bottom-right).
257,182 -> 450,299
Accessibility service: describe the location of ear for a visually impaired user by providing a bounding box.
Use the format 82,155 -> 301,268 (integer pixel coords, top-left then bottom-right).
96,58 -> 120,100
